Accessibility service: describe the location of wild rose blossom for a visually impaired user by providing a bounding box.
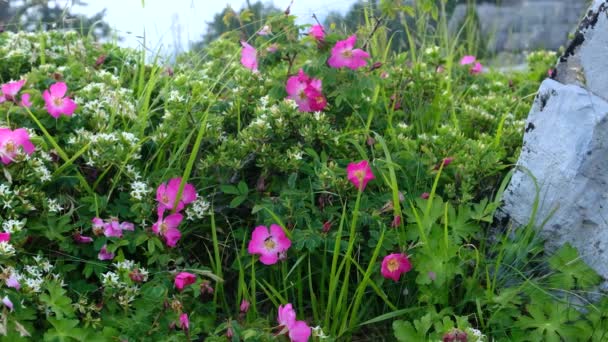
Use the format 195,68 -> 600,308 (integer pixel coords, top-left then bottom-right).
240,41 -> 258,71
257,25 -> 272,36
2,296 -> 13,311
459,55 -> 483,74
0,80 -> 30,107
346,160 -> 375,191
42,82 -> 77,118
0,232 -> 9,242
328,35 -> 370,70
470,62 -> 483,74
434,157 -> 454,170
156,177 -> 197,215
0,127 -> 35,165
459,55 -> 476,65
0,79 -> 25,102
285,69 -> 327,112
73,232 -> 93,244
152,213 -> 183,247
179,313 -> 189,330
381,253 -> 412,282
240,299 -> 250,313
247,224 -> 291,265
277,303 -> 312,342
6,274 -> 19,290
309,24 -> 325,41
20,93 -> 32,108
98,245 -> 115,261
174,272 -> 196,291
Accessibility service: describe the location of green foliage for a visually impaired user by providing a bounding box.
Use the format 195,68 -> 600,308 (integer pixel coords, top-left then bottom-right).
0,4 -> 604,341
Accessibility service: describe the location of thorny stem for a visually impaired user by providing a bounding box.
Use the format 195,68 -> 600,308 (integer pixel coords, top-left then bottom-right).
362,16 -> 384,51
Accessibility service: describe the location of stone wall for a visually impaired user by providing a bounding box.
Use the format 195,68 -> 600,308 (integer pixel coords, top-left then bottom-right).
449,0 -> 589,52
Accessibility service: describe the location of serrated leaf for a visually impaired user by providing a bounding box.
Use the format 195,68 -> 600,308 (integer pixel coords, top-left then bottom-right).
548,243 -> 601,289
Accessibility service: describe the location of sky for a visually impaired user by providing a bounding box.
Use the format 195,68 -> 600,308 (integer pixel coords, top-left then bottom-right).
68,0 -> 358,54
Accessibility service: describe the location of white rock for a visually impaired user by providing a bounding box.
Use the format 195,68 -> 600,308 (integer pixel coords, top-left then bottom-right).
449,1 -> 587,53
502,79 -> 608,287
555,0 -> 608,101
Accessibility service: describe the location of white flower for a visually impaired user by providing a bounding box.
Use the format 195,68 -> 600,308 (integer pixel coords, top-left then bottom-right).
2,219 -> 25,233
0,184 -> 11,196
101,271 -> 121,287
186,196 -> 210,221
0,242 -> 15,256
47,198 -> 63,213
130,181 -> 149,201
114,260 -> 135,271
24,277 -> 43,293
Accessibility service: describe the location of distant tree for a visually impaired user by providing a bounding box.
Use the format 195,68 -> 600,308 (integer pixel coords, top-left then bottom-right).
193,1 -> 281,50
0,0 -> 110,40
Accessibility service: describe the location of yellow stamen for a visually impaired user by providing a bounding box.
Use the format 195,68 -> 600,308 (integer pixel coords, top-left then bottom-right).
264,237 -> 276,250
387,259 -> 399,272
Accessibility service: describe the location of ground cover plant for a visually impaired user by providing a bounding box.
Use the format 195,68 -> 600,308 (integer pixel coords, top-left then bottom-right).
1,1 -> 607,341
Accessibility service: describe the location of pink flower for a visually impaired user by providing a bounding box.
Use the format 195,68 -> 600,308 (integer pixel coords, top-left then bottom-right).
381,253 -> 412,282
309,24 -> 325,41
257,25 -> 272,36
6,274 -> 20,290
0,232 -> 9,242
240,299 -> 250,313
98,245 -> 115,261
267,43 -> 279,53
241,41 -> 258,71
1,80 -> 25,101
433,157 -> 454,170
179,313 -> 189,330
285,69 -> 327,112
328,35 -> 370,70
42,82 -> 77,118
100,218 -> 134,238
0,127 -> 35,165
152,213 -> 183,247
470,62 -> 483,75
156,177 -> 197,215
391,215 -> 402,228
420,192 -> 430,200
20,93 -> 32,108
73,232 -> 93,244
460,55 -> 476,65
174,272 -> 196,291
103,219 -> 123,238
91,217 -> 105,235
277,304 -> 312,342
346,160 -> 375,191
2,296 -> 13,311
247,224 -> 291,265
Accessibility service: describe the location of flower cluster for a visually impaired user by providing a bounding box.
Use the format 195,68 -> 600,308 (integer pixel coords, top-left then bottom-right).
277,303 -> 311,342
460,55 -> 483,75
152,177 -> 197,247
286,69 -> 327,112
101,259 -> 149,308
0,128 -> 35,165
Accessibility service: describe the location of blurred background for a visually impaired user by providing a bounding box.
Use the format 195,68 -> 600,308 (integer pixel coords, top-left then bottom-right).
0,0 -> 592,63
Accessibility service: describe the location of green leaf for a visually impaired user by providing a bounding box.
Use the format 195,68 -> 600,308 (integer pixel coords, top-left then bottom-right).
393,320 -> 423,341
44,318 -> 84,342
220,184 -> 240,195
39,282 -> 75,319
229,195 -> 247,208
548,243 -> 601,290
237,181 -> 248,194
